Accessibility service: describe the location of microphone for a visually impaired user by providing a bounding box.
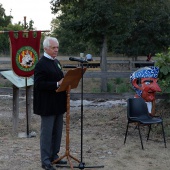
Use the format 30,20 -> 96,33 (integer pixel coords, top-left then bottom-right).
69,57 -> 87,63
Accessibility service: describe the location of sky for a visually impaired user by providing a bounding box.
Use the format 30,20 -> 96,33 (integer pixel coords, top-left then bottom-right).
1,0 -> 56,30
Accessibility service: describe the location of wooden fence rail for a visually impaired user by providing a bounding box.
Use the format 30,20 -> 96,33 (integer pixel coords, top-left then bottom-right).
0,59 -> 155,71
83,71 -> 131,78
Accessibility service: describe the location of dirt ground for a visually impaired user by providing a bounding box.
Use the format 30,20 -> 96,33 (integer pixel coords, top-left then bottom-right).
0,94 -> 170,170
0,57 -> 170,170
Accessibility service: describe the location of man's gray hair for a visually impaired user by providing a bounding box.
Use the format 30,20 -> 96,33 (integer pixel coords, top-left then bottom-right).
43,37 -> 59,48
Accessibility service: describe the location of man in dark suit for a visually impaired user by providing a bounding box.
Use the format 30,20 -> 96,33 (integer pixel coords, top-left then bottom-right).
33,37 -> 67,170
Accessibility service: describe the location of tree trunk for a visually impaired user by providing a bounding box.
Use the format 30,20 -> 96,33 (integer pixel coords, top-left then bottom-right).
100,36 -> 107,92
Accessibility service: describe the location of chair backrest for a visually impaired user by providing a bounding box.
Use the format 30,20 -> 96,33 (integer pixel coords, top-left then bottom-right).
127,98 -> 149,119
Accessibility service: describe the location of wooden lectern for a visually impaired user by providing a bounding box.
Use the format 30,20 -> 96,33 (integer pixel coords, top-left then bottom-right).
52,68 -> 86,169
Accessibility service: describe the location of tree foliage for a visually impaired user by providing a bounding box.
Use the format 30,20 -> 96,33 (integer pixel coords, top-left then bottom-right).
155,49 -> 170,94
0,3 -> 35,55
0,4 -> 12,27
0,4 -> 12,55
50,0 -> 170,57
50,0 -> 170,92
118,0 -> 170,57
50,0 -> 118,91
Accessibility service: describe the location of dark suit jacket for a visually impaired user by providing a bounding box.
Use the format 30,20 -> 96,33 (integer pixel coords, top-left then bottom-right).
33,56 -> 67,116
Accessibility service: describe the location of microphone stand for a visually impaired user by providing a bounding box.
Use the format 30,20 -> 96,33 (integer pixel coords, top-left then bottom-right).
60,58 -> 104,169
79,61 -> 85,169
77,60 -> 104,169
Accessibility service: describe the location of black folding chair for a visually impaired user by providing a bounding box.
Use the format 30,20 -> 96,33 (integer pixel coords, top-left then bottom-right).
124,98 -> 166,149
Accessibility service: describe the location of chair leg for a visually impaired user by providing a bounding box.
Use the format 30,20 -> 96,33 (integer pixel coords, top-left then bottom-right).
147,124 -> 151,141
124,122 -> 129,144
161,122 -> 167,148
138,125 -> 144,150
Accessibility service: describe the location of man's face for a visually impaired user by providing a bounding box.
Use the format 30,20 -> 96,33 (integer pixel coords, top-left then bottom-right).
140,78 -> 161,102
44,40 -> 59,58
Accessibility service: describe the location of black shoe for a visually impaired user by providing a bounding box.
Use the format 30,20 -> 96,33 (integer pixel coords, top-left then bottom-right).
55,160 -> 67,165
42,163 -> 55,170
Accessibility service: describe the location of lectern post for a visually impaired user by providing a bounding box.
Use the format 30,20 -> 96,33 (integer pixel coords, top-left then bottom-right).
52,68 -> 86,169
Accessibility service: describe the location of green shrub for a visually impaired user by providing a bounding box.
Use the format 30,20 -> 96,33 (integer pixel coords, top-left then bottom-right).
92,88 -> 101,93
115,77 -> 124,85
155,48 -> 170,94
116,83 -> 129,93
107,80 -> 115,92
106,78 -> 132,93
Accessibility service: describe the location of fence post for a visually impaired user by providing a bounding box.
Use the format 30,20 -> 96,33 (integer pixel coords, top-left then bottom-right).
12,85 -> 19,135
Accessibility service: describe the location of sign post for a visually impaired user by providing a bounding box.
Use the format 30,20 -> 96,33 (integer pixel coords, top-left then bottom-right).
0,70 -> 34,137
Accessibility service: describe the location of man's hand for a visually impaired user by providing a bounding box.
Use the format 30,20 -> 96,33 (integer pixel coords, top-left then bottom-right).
58,78 -> 64,86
